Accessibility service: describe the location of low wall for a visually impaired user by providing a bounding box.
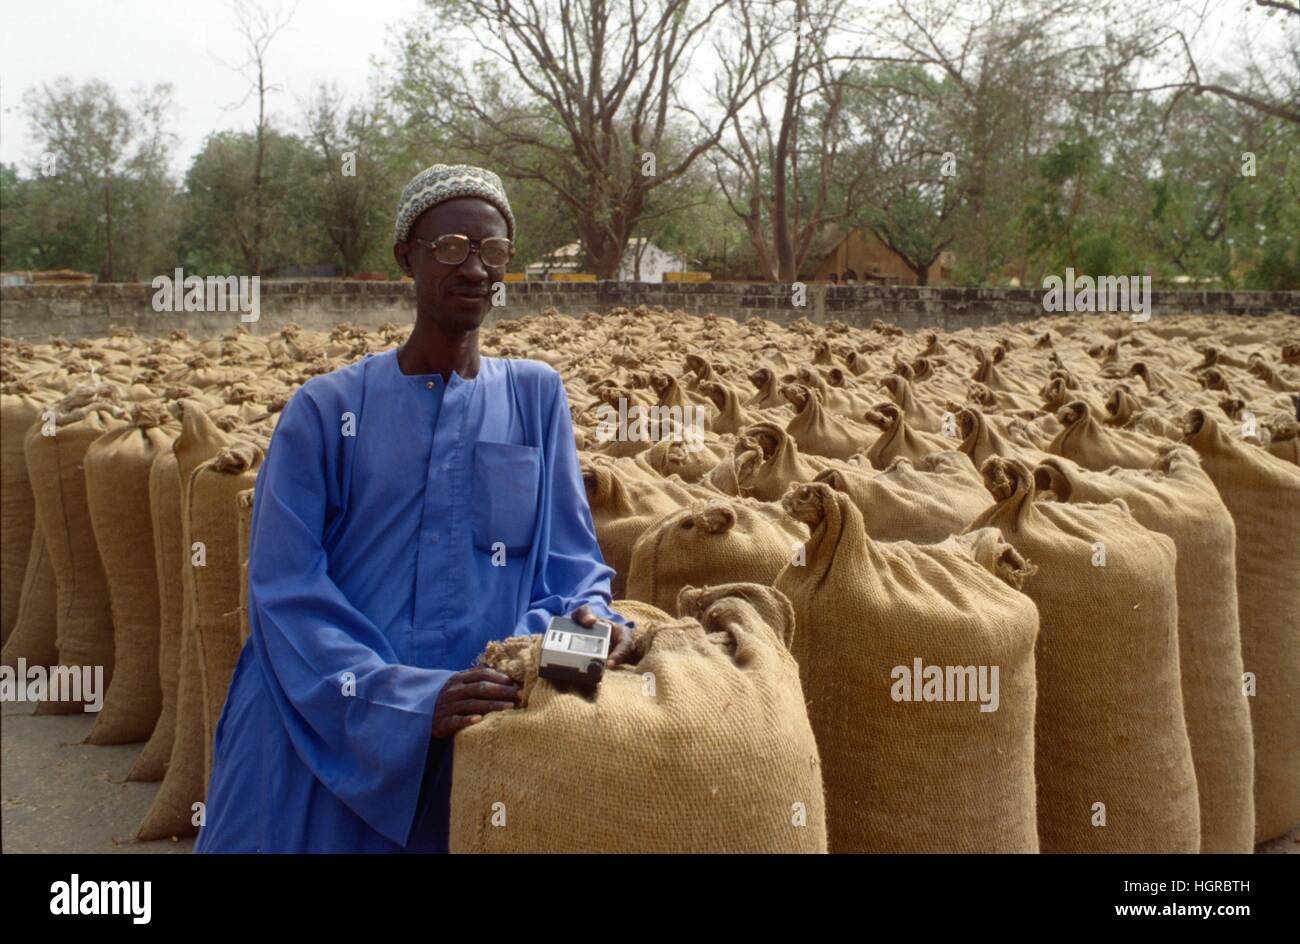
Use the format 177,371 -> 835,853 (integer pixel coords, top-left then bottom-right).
1,279 -> 1296,341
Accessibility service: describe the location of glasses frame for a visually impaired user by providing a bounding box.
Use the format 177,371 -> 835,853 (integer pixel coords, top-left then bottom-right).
410,233 -> 515,268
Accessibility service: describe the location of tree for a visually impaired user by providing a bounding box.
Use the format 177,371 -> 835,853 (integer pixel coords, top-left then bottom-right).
711,0 -> 876,281
224,0 -> 298,275
392,0 -> 770,279
20,78 -> 177,280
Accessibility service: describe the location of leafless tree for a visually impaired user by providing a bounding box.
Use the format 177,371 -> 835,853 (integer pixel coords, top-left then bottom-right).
224,0 -> 298,275
394,0 -> 772,279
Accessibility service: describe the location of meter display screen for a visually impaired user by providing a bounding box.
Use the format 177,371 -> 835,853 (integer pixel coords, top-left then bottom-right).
567,634 -> 605,655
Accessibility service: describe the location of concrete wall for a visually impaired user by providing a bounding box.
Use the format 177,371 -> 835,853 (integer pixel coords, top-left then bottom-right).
2,278 -> 1297,341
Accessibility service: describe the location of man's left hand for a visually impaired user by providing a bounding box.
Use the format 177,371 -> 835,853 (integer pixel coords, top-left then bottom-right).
570,605 -> 636,668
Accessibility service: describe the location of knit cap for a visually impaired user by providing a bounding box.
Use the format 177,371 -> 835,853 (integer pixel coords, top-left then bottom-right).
393,163 -> 515,243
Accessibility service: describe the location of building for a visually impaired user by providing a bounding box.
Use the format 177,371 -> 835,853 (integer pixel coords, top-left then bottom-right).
805,224 -> 953,286
526,239 -> 687,282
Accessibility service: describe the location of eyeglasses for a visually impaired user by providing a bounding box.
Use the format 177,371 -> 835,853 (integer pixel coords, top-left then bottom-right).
410,233 -> 514,268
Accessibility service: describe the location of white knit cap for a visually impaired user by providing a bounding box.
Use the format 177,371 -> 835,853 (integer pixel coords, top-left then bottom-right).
393,163 -> 515,244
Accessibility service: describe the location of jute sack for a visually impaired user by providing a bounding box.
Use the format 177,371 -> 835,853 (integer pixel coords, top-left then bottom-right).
1182,409 -> 1300,843
0,526 -> 60,669
188,441 -> 263,783
732,421 -> 833,501
450,584 -> 826,853
957,406 -> 1048,468
773,483 -> 1040,853
137,401 -> 233,840
1034,447 -> 1255,852
969,458 -> 1200,852
237,488 -> 255,644
1047,401 -> 1167,470
23,394 -> 128,714
814,451 -> 987,542
127,444 -> 185,782
581,457 -> 696,598
1,387 -> 48,644
83,408 -> 175,744
782,384 -> 874,460
626,497 -> 805,613
864,402 -> 953,468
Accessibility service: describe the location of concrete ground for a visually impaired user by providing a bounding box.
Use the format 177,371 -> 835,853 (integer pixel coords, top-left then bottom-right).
2,698 -> 1295,854
2,700 -> 192,853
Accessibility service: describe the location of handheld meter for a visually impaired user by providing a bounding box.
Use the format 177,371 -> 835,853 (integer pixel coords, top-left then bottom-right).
539,616 -> 612,688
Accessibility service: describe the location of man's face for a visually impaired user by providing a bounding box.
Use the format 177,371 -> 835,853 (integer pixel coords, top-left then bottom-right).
394,196 -> 510,333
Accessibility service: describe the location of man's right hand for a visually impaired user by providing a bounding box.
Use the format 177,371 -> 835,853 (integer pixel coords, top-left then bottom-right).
431,667 -> 521,738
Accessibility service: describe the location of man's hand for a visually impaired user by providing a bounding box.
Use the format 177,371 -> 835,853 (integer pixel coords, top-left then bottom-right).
570,605 -> 636,668
431,667 -> 520,738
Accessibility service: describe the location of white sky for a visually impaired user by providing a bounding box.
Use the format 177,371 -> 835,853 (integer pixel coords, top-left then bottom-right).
0,0 -> 1277,181
0,0 -> 423,175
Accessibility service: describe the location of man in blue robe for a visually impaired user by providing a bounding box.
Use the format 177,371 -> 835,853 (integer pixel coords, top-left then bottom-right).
196,164 -> 634,853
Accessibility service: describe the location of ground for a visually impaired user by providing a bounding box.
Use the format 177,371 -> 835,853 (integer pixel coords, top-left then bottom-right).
1,698 -> 1295,853
2,700 -> 193,853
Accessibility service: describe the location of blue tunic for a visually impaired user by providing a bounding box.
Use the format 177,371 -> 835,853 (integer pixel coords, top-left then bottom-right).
195,349 -> 627,853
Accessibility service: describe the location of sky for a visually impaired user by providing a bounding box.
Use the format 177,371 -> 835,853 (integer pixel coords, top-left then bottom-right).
0,0 -> 423,175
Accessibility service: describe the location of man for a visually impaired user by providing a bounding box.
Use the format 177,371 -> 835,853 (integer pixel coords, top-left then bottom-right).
196,164 -> 634,853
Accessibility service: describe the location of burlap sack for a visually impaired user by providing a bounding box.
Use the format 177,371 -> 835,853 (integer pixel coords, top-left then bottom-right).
626,497 -> 805,613
1035,447 -> 1255,852
1182,409 -> 1300,843
969,458 -> 1200,852
731,421 -> 832,501
581,457 -> 696,598
137,401 -> 233,840
450,583 -> 825,853
127,445 -> 185,782
864,402 -> 952,468
23,394 -> 128,714
83,410 -> 175,744
188,441 -> 263,782
1047,401 -> 1167,470
237,488 -> 255,644
782,384 -> 874,459
814,451 -> 987,542
773,482 -> 1039,852
1,388 -> 47,644
0,526 -> 59,669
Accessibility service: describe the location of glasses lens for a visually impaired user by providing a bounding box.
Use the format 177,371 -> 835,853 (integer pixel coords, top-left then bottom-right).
433,235 -> 470,265
480,238 -> 512,267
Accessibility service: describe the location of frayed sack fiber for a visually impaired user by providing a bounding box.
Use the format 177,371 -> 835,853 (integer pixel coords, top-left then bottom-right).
970,458 -> 1200,852
774,482 -> 1040,853
450,584 -> 826,853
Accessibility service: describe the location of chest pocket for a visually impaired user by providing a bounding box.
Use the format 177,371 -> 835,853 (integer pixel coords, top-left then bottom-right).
472,441 -> 542,553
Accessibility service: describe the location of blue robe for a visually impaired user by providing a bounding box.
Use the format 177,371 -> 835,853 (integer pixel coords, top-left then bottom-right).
194,349 -> 628,853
